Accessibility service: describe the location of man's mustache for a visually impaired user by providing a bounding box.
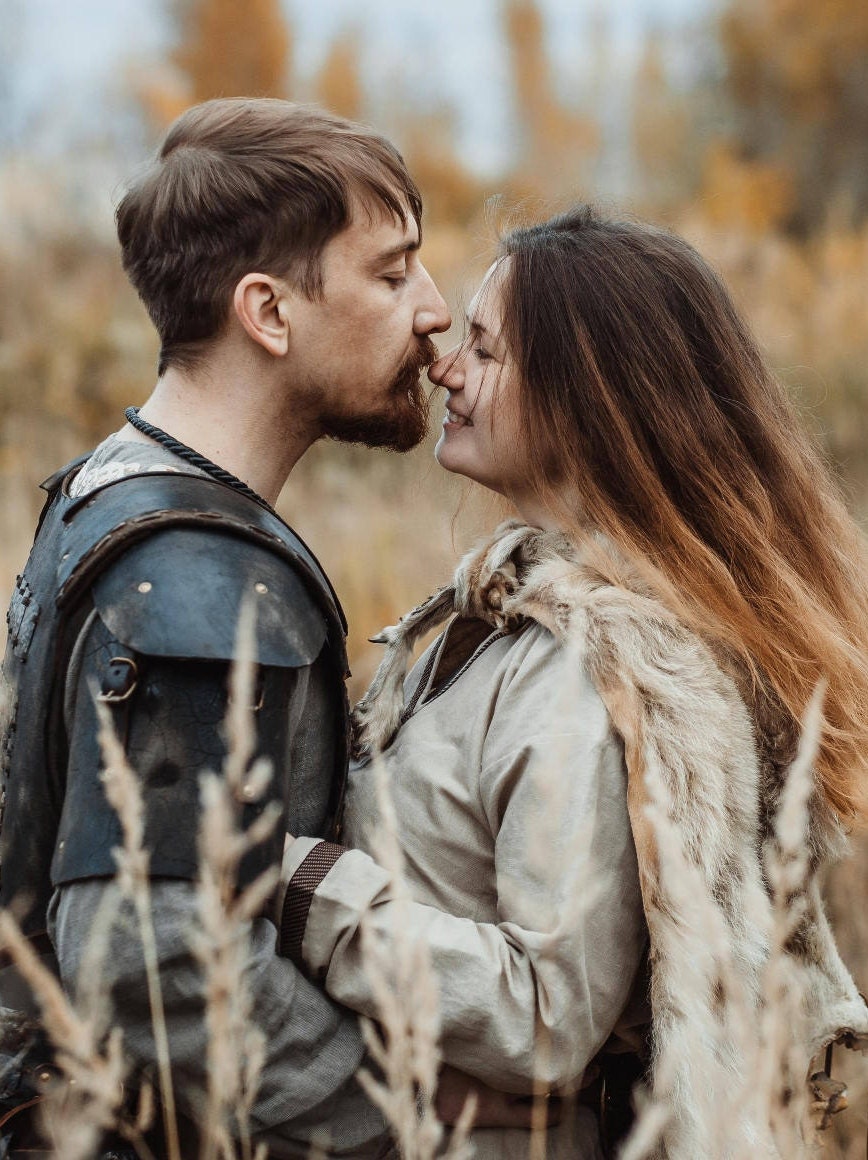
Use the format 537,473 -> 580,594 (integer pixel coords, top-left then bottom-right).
392,337 -> 439,395
409,337 -> 439,374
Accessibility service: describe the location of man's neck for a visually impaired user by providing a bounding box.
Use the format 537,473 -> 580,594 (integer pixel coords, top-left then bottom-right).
120,365 -> 318,506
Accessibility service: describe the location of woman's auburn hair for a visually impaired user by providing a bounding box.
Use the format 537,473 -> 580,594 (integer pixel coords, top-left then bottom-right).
498,205 -> 868,820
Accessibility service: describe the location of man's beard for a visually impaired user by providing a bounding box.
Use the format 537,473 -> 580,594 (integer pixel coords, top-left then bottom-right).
321,338 -> 437,452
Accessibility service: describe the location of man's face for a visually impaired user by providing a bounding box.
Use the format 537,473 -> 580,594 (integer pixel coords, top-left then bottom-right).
285,202 -> 451,451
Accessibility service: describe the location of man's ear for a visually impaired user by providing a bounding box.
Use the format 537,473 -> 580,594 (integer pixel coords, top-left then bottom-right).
233,273 -> 291,357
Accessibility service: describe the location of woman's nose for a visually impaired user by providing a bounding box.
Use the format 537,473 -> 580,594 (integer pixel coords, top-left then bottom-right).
428,345 -> 464,388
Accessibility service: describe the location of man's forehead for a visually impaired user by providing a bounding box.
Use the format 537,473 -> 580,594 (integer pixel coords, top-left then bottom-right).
343,197 -> 420,257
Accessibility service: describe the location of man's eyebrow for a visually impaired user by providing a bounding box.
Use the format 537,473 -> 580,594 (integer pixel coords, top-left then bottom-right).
372,239 -> 421,263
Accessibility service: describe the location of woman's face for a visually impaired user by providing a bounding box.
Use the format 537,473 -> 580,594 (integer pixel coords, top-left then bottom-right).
429,260 -> 528,498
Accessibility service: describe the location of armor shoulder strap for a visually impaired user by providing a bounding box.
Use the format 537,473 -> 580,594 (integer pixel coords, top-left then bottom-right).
91,525 -> 326,667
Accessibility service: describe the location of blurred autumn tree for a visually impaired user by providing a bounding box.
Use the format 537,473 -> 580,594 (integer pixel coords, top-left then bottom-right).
502,0 -> 598,199
139,0 -> 291,126
173,0 -> 291,99
718,0 -> 868,233
315,32 -> 363,121
631,32 -> 696,215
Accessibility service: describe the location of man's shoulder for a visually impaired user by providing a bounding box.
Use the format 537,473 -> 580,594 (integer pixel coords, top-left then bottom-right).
36,454 -> 344,670
89,522 -> 328,668
67,433 -> 209,498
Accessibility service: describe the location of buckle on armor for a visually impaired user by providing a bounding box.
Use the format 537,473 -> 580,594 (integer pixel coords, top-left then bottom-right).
97,658 -> 139,704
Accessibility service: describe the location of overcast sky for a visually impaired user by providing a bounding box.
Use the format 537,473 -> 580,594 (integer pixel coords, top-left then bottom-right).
2,0 -> 718,173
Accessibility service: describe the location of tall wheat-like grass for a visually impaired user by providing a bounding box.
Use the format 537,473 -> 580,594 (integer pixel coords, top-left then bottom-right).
355,752 -> 477,1160
3,603 -> 866,1159
95,693 -> 182,1160
191,599 -> 281,1160
0,909 -> 129,1160
621,685 -> 840,1160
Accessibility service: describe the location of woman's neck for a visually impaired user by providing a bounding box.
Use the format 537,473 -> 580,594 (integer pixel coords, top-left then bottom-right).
511,485 -> 583,534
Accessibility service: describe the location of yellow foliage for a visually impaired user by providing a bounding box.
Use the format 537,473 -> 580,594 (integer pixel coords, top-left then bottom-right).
700,142 -> 794,234
315,35 -> 363,121
128,62 -> 190,132
719,0 -> 868,229
172,0 -> 291,104
378,103 -> 487,233
502,0 -> 598,194
631,34 -> 692,211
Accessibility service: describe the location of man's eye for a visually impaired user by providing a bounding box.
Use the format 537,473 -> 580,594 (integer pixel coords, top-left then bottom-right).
383,273 -> 407,286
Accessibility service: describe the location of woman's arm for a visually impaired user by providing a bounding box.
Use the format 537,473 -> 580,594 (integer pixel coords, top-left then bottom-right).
280,647 -> 647,1095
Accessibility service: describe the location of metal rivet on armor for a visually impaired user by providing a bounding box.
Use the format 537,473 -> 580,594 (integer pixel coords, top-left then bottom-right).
61,552 -> 69,561
254,582 -> 268,595
137,581 -> 152,594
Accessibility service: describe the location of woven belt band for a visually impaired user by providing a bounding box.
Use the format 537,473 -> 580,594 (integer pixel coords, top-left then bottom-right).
279,840 -> 346,964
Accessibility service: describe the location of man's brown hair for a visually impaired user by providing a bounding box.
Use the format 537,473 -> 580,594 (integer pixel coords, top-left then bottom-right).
116,98 -> 423,375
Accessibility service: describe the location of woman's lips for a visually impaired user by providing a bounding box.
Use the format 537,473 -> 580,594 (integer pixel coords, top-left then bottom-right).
444,408 -> 473,428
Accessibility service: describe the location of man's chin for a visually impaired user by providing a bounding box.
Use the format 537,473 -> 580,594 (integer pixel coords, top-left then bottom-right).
321,404 -> 429,453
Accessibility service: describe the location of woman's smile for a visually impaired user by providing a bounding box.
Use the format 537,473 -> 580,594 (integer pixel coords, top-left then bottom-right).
443,406 -> 473,428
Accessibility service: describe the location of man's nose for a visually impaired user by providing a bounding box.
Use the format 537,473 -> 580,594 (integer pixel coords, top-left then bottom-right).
415,266 -> 451,336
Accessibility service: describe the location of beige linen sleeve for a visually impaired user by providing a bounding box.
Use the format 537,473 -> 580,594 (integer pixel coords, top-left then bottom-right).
282,644 -> 647,1094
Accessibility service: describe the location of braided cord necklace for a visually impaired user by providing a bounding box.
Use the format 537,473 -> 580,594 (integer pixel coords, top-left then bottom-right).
124,406 -> 275,512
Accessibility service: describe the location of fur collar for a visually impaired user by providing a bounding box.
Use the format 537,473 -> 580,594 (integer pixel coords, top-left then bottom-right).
353,521 -> 868,1157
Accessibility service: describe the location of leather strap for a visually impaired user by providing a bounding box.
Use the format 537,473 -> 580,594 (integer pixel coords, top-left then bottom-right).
279,841 -> 345,964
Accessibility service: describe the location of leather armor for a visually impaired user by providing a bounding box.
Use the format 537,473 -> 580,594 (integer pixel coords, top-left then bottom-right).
0,457 -> 350,944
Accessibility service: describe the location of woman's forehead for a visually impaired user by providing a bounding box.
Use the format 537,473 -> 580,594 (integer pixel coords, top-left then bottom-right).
467,258 -> 509,332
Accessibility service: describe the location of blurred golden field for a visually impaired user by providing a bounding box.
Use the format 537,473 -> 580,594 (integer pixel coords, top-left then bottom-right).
2,0 -> 868,1152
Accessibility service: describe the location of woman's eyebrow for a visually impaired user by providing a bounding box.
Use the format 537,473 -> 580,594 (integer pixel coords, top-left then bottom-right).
465,310 -> 495,338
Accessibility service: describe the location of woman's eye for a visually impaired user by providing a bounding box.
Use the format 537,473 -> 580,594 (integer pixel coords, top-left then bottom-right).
474,346 -> 492,361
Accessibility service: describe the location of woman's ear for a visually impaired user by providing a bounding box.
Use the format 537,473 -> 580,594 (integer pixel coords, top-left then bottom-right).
233,273 -> 290,357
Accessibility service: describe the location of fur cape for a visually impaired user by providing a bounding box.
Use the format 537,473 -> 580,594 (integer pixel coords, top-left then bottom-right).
352,521 -> 868,1158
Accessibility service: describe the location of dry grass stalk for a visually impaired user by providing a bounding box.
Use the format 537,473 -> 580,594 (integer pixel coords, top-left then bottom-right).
623,685 -> 831,1159
752,687 -> 824,1154
0,909 -> 127,1160
356,752 -> 476,1160
95,695 -> 181,1160
191,599 -> 280,1160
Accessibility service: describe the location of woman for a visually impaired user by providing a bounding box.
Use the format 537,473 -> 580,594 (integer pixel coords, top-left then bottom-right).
280,206 -> 868,1157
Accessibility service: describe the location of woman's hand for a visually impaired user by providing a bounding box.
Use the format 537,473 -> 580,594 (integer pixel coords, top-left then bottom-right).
435,1064 -> 562,1129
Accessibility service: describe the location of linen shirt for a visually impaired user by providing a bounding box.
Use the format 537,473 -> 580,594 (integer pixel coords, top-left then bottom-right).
286,616 -> 647,1158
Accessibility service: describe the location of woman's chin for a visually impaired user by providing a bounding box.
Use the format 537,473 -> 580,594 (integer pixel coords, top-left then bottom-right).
433,437 -> 459,475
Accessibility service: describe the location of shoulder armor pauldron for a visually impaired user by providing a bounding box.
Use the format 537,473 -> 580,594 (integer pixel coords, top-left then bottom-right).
92,526 -> 326,666
49,470 -> 347,669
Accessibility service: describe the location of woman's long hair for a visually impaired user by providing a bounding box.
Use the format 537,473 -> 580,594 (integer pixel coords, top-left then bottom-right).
497,206 -> 868,819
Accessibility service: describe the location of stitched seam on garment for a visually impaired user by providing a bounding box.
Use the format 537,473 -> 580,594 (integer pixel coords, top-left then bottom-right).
398,638 -> 446,725
279,840 -> 346,964
403,626 -> 520,723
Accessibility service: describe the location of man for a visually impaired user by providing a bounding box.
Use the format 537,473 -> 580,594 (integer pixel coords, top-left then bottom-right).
0,97 -> 449,1156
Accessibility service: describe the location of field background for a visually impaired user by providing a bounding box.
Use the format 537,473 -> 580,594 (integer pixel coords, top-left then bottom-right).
1,0 -> 868,1152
